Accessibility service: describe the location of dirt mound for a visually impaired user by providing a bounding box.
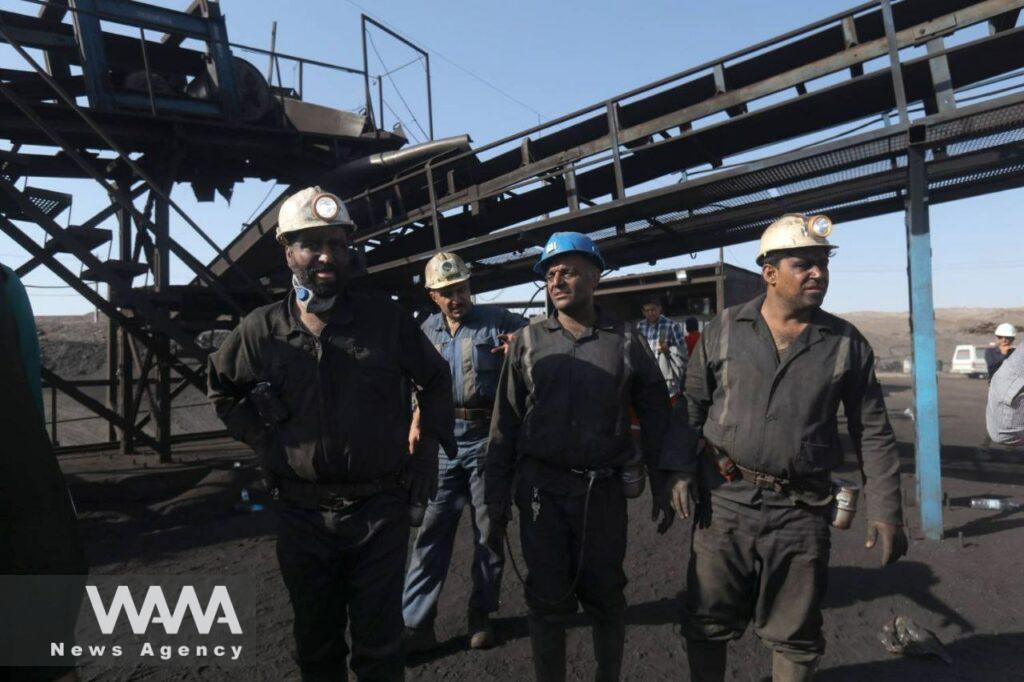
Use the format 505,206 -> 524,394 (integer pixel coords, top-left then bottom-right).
36,314 -> 107,378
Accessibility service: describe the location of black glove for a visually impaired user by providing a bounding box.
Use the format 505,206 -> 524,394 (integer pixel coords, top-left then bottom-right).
648,469 -> 675,534
485,502 -> 511,553
407,436 -> 440,506
866,521 -> 909,566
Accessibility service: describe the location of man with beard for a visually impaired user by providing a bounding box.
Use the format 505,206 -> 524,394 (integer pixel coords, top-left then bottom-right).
208,187 -> 454,681
665,214 -> 908,681
486,232 -> 674,681
402,251 -> 526,653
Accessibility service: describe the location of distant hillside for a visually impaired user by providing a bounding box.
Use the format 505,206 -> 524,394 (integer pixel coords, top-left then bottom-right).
843,307 -> 1024,370
35,306 -> 1024,378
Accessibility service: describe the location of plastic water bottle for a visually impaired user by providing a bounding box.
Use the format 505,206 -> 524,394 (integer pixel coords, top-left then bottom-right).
235,487 -> 264,513
969,497 -> 1021,511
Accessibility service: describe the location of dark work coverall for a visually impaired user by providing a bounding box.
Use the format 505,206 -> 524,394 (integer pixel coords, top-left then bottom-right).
667,294 -> 902,663
486,309 -> 670,681
0,265 -> 86,682
208,291 -> 454,682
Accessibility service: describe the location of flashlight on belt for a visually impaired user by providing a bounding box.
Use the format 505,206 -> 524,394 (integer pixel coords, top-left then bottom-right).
703,439 -> 741,482
830,478 -> 860,530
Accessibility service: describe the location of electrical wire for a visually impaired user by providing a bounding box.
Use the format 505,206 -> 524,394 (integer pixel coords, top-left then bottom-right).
342,0 -> 546,121
379,93 -> 422,144
504,473 -> 597,607
366,31 -> 430,142
242,181 -> 283,229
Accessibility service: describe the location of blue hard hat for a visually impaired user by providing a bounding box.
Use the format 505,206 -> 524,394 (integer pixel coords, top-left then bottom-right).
533,232 -> 606,276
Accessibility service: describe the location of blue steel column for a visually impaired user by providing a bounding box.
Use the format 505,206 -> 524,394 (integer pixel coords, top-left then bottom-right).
906,132 -> 943,540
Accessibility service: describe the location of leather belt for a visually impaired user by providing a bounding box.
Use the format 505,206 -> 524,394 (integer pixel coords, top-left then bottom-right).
277,476 -> 402,509
734,464 -> 790,493
569,467 -> 616,479
454,407 -> 492,422
703,442 -> 826,496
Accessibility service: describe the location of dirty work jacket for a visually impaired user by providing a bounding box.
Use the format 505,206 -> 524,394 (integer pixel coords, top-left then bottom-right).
1,265 -> 43,419
208,290 -> 454,484
421,305 -> 527,457
667,294 -> 902,525
485,309 -> 671,505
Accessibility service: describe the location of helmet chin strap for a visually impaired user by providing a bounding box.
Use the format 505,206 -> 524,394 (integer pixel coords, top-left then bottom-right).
292,274 -> 337,315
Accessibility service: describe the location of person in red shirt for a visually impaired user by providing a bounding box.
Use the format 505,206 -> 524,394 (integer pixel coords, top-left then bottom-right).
684,317 -> 701,357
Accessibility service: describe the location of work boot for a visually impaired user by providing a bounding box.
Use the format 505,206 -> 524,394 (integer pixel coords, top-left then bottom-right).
468,609 -> 495,650
592,617 -> 625,682
772,651 -> 817,682
685,639 -> 727,682
402,624 -> 437,655
528,614 -> 567,682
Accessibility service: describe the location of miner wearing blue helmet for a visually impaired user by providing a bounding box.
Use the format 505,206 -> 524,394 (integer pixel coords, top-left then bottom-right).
486,231 -> 679,681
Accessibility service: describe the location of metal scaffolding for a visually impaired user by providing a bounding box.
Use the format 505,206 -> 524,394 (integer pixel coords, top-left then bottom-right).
2,0 -> 1023,540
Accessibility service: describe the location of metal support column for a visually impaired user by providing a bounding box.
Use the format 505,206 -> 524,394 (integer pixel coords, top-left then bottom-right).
115,186 -> 134,454
906,132 -> 943,540
153,184 -> 172,462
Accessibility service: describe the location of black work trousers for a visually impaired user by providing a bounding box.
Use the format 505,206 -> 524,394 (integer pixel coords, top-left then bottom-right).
275,491 -> 409,682
515,476 -> 628,620
681,494 -> 831,663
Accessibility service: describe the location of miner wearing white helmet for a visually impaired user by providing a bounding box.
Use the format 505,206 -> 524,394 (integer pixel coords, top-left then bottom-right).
985,322 -> 1016,378
208,186 -> 455,680
663,213 -> 907,681
402,251 -> 526,654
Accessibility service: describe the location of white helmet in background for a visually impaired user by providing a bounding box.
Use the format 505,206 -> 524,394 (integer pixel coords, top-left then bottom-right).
424,252 -> 471,290
995,323 -> 1017,338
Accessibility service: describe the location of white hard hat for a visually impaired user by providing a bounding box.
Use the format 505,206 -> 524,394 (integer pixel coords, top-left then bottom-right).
757,213 -> 836,265
995,323 -> 1017,337
276,186 -> 355,245
424,251 -> 471,290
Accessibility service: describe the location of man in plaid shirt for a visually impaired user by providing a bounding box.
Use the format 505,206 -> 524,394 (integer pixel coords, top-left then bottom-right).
638,298 -> 687,396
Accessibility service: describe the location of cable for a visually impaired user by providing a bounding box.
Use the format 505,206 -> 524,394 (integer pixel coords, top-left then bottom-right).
24,283 -> 74,289
380,94 -> 422,144
380,55 -> 424,79
342,0 -> 546,121
518,283 -> 546,319
242,181 -> 282,229
366,31 -> 430,141
504,473 -> 598,607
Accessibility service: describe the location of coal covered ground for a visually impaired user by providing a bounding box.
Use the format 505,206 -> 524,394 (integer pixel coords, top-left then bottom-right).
59,374 -> 1023,681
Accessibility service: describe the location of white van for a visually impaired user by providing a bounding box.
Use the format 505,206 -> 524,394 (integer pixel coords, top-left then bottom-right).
951,345 -> 989,378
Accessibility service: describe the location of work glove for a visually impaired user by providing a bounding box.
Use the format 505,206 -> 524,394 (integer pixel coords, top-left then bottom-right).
648,470 -> 674,534
865,520 -> 909,566
244,425 -> 284,495
667,472 -> 696,521
406,437 -> 439,506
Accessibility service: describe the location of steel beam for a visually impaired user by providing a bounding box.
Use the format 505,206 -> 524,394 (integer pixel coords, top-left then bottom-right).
153,182 -> 172,462
41,366 -> 164,455
905,134 -> 943,541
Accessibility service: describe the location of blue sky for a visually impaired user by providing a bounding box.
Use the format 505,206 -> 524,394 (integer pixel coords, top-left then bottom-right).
1,0 -> 1021,315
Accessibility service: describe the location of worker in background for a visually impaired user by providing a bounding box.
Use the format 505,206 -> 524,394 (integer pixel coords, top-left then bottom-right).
664,214 -> 907,681
486,232 -> 674,682
208,187 -> 454,682
985,323 -> 1016,378
986,338 -> 1024,447
637,297 -> 687,397
684,317 -> 701,357
977,323 -> 1017,459
0,262 -> 86,682
402,252 -> 526,653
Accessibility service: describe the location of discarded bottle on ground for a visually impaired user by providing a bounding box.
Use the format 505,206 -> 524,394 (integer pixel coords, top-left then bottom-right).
235,487 -> 265,513
969,497 -> 1021,511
